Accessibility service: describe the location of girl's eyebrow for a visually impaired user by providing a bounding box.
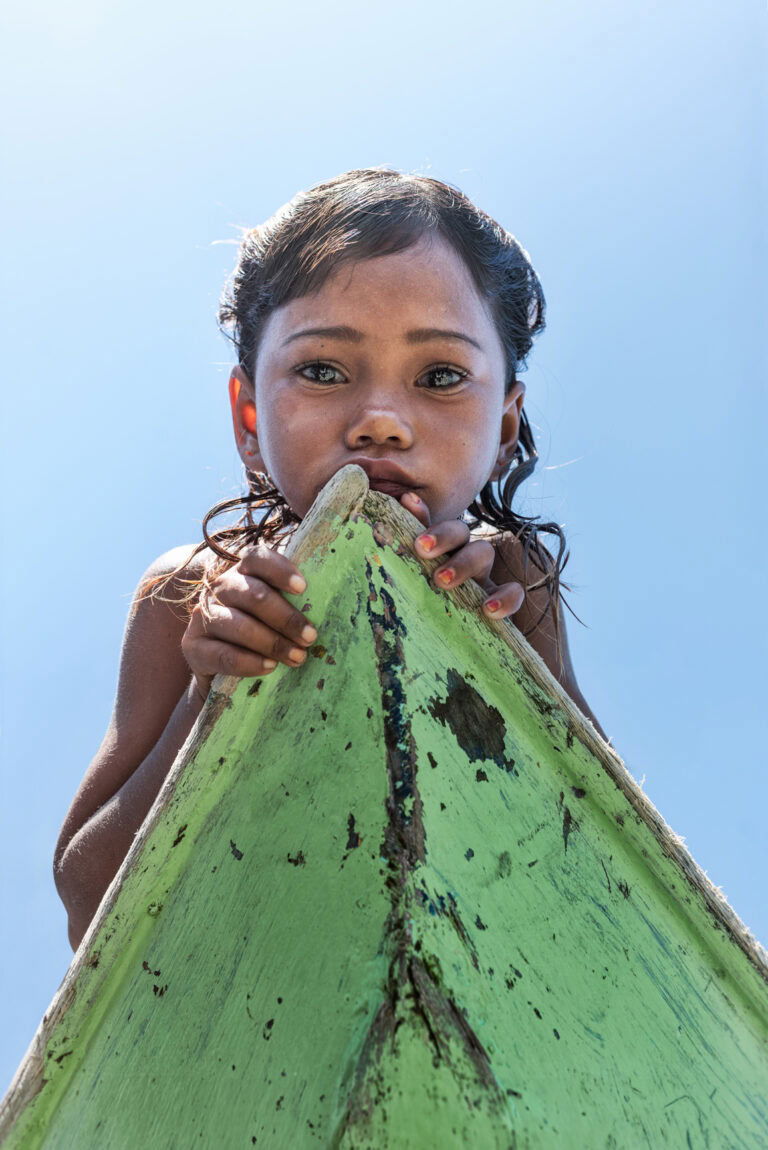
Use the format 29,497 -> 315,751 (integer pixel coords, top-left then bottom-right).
281,324 -> 484,352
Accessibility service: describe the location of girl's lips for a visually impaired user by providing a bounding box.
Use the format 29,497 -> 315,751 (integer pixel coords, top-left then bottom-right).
368,479 -> 413,497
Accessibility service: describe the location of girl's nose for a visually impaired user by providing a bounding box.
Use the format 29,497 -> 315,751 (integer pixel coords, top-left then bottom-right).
344,406 -> 414,449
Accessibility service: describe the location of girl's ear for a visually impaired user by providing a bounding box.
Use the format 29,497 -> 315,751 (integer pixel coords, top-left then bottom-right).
491,380 -> 526,480
228,365 -> 266,471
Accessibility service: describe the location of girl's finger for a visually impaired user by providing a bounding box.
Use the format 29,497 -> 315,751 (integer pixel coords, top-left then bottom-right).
416,533 -> 489,593
481,581 -> 526,619
236,545 -> 308,596
428,537 -> 496,591
189,637 -> 280,679
200,603 -> 310,668
412,518 -> 471,560
216,575 -> 317,647
399,491 -> 431,528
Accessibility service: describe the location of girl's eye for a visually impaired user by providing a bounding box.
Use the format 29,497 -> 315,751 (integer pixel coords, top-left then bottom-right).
295,361 -> 468,389
420,364 -> 468,390
297,361 -> 343,385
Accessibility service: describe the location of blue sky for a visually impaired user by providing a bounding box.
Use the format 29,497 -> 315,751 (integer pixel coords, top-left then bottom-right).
1,0 -> 766,1091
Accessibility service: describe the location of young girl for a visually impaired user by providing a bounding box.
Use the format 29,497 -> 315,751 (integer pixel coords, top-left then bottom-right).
53,167 -> 606,951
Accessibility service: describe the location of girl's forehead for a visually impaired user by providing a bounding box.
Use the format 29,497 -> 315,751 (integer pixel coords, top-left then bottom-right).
318,234 -> 477,298
264,237 -> 496,343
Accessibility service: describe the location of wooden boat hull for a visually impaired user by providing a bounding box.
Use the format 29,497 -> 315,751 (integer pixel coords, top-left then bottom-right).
2,466 -> 767,1147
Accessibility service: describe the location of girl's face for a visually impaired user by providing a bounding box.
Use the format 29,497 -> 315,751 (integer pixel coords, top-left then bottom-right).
230,233 -> 525,523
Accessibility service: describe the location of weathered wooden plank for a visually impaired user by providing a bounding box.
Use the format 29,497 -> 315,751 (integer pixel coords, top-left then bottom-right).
2,465 -> 767,1148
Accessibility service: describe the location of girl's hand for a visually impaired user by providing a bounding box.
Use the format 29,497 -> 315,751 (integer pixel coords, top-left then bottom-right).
181,545 -> 318,700
400,491 -> 525,620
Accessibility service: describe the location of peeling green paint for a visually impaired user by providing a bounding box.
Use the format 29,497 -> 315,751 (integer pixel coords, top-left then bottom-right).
2,466 -> 766,1148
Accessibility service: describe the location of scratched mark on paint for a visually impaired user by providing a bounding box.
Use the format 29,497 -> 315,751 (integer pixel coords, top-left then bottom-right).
557,791 -> 579,852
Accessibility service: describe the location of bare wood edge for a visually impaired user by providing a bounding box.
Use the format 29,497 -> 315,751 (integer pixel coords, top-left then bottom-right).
3,465 -> 765,1134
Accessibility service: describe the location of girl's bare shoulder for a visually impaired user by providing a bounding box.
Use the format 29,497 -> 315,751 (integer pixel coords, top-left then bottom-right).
53,547 -> 211,867
119,543 -> 212,712
107,543 -> 215,754
141,534 -> 290,590
139,543 -> 216,591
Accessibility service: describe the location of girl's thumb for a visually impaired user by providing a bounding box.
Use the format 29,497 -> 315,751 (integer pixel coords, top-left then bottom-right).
399,491 -> 431,528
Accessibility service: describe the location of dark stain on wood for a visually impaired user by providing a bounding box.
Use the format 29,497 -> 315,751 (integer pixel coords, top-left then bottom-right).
287,851 -> 305,867
346,815 -> 361,850
365,564 -> 423,866
334,953 -> 510,1142
427,668 -> 517,776
171,825 -> 187,848
372,522 -> 395,548
206,689 -> 233,715
230,841 -> 244,861
562,806 -> 578,852
330,559 -> 511,1139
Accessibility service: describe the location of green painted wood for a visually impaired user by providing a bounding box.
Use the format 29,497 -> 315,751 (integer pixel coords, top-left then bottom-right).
3,465 -> 767,1148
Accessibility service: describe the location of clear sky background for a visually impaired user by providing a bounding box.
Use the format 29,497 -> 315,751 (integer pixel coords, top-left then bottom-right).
1,0 -> 766,1092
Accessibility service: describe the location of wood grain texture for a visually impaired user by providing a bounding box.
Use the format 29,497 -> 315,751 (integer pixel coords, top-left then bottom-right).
2,465 -> 766,1148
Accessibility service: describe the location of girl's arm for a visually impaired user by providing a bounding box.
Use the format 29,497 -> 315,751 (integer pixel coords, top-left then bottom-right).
53,546 -> 206,951
490,536 -> 609,743
54,539 -> 317,951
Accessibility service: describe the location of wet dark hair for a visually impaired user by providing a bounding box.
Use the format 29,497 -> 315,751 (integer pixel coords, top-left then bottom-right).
165,167 -> 570,632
